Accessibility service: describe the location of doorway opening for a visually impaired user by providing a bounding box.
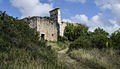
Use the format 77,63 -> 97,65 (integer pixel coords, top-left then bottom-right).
52,34 -> 54,36
41,34 -> 45,40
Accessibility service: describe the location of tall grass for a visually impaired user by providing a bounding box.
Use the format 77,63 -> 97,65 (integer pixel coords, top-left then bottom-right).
0,61 -> 67,69
0,45 -> 68,69
68,48 -> 120,69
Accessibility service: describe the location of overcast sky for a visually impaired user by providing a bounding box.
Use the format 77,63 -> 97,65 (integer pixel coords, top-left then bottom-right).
0,0 -> 120,34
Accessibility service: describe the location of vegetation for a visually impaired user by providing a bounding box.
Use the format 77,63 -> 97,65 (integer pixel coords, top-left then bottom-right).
58,35 -> 68,42
69,48 -> 120,69
64,24 -> 119,50
110,29 -> 120,50
90,28 -> 109,49
67,27 -> 109,50
0,10 -> 120,69
0,11 -> 67,69
63,23 -> 120,69
47,41 -> 68,51
64,23 -> 88,41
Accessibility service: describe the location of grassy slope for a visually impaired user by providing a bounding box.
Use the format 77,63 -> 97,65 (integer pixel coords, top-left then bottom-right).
47,41 -> 120,69
0,11 -> 68,69
68,48 -> 120,69
1,11 -> 119,69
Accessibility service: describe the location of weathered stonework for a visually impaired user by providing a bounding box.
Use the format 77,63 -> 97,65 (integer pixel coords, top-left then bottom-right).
24,8 -> 71,41
24,17 -> 58,41
49,8 -> 61,36
60,22 -> 67,36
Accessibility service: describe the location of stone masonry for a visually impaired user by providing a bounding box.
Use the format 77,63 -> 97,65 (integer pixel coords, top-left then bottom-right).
24,8 -> 67,41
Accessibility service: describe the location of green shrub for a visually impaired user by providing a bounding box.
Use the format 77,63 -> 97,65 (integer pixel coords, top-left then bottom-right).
58,36 -> 68,42
69,27 -> 109,51
69,36 -> 91,51
90,27 -> 109,49
110,29 -> 120,50
64,23 -> 88,41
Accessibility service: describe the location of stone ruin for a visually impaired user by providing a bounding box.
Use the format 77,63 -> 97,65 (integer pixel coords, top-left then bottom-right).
24,8 -> 68,41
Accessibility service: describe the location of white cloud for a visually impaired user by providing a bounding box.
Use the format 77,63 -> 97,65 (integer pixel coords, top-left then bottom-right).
63,14 -> 120,34
10,0 -> 53,18
93,0 -> 120,33
62,19 -> 73,23
88,14 -> 118,33
71,14 -> 88,23
112,4 -> 120,24
63,14 -> 88,23
95,0 -> 120,25
65,0 -> 86,4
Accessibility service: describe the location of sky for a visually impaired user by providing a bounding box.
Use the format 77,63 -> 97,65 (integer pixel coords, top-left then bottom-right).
0,0 -> 120,34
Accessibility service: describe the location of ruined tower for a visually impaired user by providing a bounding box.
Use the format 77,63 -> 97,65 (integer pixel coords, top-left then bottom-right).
49,8 -> 61,25
49,8 -> 63,36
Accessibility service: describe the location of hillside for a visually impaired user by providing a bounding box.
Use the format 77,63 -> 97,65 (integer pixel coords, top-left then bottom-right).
50,42 -> 120,69
0,11 -> 120,69
0,11 -> 68,69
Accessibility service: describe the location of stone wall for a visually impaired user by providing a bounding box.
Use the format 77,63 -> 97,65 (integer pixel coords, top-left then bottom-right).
59,22 -> 67,36
24,16 -> 38,30
24,17 -> 58,41
37,17 -> 58,41
23,8 -> 79,41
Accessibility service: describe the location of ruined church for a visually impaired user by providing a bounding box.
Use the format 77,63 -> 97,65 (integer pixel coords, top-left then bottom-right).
24,8 -> 67,41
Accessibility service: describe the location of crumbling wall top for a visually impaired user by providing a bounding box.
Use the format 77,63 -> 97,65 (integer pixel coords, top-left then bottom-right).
23,16 -> 51,21
49,8 -> 60,12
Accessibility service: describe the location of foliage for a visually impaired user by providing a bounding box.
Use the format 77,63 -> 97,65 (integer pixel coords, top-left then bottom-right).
0,11 -> 68,69
64,23 -> 88,41
110,29 -> 120,49
69,36 -> 91,50
69,27 -> 109,50
90,27 -> 109,49
58,35 -> 68,42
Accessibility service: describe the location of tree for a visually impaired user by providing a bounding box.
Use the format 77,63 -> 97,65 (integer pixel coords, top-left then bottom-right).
90,27 -> 109,49
64,23 -> 88,41
64,23 -> 74,41
110,29 -> 120,49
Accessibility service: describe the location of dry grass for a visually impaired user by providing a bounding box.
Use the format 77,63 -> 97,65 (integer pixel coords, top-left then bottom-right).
0,62 -> 67,69
69,48 -> 120,69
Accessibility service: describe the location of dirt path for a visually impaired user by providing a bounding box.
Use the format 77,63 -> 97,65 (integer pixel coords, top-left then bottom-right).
58,47 -> 77,63
57,48 -> 90,69
58,47 -> 69,54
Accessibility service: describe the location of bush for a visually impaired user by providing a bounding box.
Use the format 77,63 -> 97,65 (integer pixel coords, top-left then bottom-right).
110,29 -> 120,50
69,27 -> 109,51
64,23 -> 88,41
90,27 -> 109,49
58,36 -> 68,42
69,36 -> 91,50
